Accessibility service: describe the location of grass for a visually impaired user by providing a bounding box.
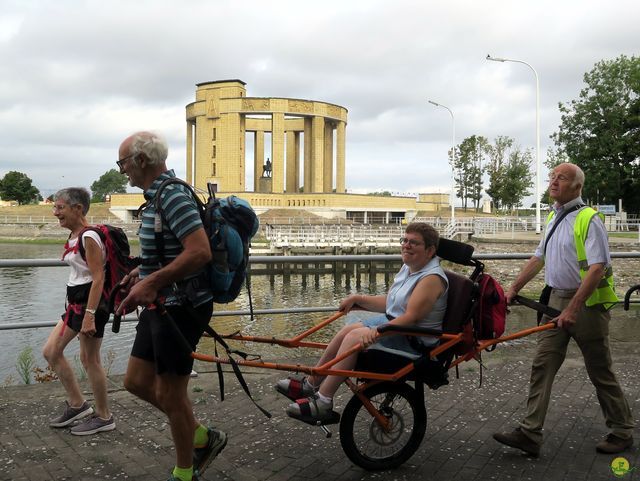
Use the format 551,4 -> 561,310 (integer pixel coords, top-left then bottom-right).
609,232 -> 639,239
0,202 -> 114,218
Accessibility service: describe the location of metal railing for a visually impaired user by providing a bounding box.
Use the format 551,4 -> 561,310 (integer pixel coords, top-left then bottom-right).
0,215 -> 124,225
2,251 -> 640,332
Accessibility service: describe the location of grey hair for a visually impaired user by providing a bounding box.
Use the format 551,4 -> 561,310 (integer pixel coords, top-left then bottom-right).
571,164 -> 585,190
129,131 -> 168,166
54,187 -> 91,215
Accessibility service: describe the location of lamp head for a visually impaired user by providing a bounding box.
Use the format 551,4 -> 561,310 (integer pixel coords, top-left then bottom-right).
486,54 -> 507,62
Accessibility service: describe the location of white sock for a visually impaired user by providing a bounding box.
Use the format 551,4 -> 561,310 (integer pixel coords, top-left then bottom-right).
305,378 -> 319,391
317,392 -> 333,406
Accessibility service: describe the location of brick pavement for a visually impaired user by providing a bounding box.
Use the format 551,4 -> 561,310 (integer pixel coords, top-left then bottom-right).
1,341 -> 639,481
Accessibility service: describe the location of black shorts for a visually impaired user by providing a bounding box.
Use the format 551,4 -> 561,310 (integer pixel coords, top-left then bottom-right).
61,283 -> 109,338
130,301 -> 213,376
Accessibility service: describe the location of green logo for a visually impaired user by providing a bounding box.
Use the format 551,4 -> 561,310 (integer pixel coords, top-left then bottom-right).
611,457 -> 634,478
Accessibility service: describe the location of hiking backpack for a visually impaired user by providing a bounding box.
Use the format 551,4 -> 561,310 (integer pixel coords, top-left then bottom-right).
153,179 -> 259,304
473,273 -> 507,340
77,225 -> 139,328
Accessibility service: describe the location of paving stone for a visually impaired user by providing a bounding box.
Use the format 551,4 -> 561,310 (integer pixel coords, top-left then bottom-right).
1,345 -> 639,480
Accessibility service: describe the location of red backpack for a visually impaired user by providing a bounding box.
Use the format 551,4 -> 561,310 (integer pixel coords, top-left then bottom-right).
473,273 -> 507,340
77,225 -> 138,318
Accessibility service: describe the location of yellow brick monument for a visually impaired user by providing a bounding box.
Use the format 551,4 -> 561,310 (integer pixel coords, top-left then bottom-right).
186,80 -> 347,195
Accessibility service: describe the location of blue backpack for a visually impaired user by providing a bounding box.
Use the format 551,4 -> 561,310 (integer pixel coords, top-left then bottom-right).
154,179 -> 259,304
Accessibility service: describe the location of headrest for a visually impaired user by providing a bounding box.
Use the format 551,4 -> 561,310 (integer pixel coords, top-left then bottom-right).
436,238 -> 475,266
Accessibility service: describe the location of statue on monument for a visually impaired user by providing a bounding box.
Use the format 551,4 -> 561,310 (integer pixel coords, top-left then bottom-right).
262,158 -> 272,178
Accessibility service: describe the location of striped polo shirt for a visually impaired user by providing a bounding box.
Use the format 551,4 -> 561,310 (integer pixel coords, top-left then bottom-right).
138,170 -> 212,307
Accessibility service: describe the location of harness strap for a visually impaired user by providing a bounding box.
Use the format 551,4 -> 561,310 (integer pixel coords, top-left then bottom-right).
60,302 -> 83,337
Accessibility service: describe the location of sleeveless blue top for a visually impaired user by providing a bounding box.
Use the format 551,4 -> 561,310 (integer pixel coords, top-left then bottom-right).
367,256 -> 449,357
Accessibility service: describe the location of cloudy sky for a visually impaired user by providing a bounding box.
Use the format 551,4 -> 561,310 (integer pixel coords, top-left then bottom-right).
0,0 -> 637,203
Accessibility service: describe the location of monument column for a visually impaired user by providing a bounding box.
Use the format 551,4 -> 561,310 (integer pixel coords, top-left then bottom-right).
336,121 -> 346,193
254,131 -> 264,192
186,121 -> 194,185
286,130 -> 300,193
323,122 -> 334,193
311,115 -> 325,192
271,112 -> 285,193
303,117 -> 312,193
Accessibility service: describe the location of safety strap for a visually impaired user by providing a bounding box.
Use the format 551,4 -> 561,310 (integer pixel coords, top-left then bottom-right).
201,322 -> 271,418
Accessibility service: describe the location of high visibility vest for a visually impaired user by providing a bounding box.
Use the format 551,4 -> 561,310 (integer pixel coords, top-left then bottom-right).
546,207 -> 618,310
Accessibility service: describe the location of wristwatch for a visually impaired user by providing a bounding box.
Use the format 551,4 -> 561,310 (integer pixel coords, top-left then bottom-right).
85,308 -> 97,315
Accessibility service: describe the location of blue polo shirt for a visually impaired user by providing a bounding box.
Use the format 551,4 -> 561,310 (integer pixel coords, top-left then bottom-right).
138,170 -> 212,307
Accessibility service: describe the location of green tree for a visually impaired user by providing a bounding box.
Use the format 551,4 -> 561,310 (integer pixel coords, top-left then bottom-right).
0,171 -> 41,205
455,135 -> 488,212
485,137 -> 533,211
90,169 -> 127,202
552,55 -> 640,211
501,149 -> 534,212
485,136 -> 512,211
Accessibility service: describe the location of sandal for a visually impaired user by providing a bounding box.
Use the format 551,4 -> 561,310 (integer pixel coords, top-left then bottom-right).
275,376 -> 316,401
286,395 -> 340,426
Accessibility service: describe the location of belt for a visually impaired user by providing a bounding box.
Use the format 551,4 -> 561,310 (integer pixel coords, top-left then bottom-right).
551,287 -> 578,298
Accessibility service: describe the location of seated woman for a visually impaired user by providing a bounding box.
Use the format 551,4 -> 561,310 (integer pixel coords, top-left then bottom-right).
276,222 -> 448,423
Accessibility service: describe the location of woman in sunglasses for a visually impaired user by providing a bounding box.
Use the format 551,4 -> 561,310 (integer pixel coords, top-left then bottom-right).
276,222 -> 448,423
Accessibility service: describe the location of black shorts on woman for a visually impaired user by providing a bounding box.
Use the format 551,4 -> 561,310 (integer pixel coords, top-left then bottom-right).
61,282 -> 109,338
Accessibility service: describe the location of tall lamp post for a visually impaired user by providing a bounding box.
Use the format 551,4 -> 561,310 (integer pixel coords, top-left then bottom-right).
486,54 -> 541,234
428,100 -> 456,222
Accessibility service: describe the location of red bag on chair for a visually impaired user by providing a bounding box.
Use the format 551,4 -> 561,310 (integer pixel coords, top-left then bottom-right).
474,273 -> 507,340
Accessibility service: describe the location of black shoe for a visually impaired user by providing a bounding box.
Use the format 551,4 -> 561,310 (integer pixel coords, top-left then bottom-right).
193,427 -> 228,476
493,428 -> 540,457
596,434 -> 633,454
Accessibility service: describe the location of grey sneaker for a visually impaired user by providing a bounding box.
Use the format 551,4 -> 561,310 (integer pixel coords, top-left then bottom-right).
49,401 -> 93,428
193,427 -> 227,476
70,414 -> 116,436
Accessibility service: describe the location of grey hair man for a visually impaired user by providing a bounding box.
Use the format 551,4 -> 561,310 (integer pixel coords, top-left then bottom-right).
117,131 -> 227,481
493,162 -> 634,457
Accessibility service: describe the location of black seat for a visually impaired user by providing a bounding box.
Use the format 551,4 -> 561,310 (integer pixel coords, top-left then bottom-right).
442,270 -> 475,335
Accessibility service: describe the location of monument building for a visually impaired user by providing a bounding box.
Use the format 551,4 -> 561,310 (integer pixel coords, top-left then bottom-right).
110,80 -> 449,223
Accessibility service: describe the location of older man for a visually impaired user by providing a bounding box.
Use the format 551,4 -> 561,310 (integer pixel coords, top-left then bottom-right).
117,131 -> 226,481
493,162 -> 634,457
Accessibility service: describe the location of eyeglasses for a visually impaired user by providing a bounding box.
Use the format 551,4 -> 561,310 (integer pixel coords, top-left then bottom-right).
117,153 -> 137,170
400,237 -> 424,247
548,173 -> 571,183
52,204 -> 67,213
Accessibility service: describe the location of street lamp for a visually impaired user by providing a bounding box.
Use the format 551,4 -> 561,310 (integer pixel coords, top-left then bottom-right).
428,99 -> 456,222
486,54 -> 541,234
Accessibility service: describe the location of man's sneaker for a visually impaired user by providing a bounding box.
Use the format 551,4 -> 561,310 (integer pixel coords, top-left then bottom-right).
49,401 -> 93,428
493,428 -> 540,457
70,414 -> 116,436
596,433 -> 633,453
193,427 -> 227,476
275,376 -> 316,401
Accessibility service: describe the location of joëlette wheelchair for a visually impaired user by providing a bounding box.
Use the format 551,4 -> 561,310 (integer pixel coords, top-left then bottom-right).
191,238 -> 555,471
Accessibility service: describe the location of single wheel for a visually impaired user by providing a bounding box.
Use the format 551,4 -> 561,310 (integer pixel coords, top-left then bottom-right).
339,382 -> 427,470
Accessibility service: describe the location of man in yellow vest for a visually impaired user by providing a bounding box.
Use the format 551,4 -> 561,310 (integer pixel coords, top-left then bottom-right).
493,162 -> 634,456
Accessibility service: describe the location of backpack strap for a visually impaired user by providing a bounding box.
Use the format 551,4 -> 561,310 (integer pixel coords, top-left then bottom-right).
153,178 -> 206,267
77,226 -> 106,262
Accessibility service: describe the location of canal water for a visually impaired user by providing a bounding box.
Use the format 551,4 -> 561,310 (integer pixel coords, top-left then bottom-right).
1,242 -> 639,385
